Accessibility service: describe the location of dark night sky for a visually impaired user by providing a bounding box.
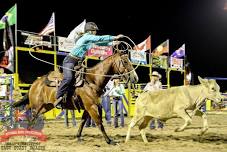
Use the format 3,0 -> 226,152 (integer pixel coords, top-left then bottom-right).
1,0 -> 227,90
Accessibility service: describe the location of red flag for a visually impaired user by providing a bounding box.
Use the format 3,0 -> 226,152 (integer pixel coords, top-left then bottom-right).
133,35 -> 151,51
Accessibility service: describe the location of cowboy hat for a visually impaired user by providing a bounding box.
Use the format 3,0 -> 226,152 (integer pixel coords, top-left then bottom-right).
151,71 -> 162,79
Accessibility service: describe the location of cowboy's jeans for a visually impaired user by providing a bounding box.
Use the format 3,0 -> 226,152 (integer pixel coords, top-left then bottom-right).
56,56 -> 78,99
102,95 -> 111,124
85,115 -> 96,127
113,96 -> 124,127
64,110 -> 76,127
150,119 -> 163,129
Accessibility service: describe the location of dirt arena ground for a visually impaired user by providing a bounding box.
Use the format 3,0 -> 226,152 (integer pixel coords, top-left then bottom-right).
1,112 -> 227,152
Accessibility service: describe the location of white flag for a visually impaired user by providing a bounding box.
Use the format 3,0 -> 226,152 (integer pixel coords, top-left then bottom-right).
67,19 -> 86,41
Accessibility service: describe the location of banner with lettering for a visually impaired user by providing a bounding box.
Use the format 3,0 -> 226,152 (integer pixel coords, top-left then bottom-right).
152,55 -> 168,69
18,31 -> 54,50
87,45 -> 113,60
170,57 -> 184,70
130,50 -> 147,65
58,36 -> 75,52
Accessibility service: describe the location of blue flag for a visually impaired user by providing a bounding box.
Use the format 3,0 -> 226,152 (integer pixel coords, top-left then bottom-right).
171,44 -> 185,58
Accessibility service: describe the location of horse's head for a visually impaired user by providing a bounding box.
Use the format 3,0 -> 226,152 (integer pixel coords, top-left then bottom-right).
112,51 -> 139,83
198,76 -> 224,105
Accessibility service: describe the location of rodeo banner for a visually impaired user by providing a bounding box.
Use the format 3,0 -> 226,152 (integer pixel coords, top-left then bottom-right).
152,55 -> 168,69
17,31 -> 54,51
170,57 -> 184,70
130,50 -> 147,65
87,45 -> 113,60
58,36 -> 75,52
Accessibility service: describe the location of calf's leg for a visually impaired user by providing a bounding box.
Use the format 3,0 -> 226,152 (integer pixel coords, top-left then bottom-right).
194,110 -> 208,135
139,116 -> 152,143
125,115 -> 144,143
175,109 -> 192,132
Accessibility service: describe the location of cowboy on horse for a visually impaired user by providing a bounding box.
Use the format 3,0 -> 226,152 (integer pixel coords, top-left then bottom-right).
55,21 -> 124,108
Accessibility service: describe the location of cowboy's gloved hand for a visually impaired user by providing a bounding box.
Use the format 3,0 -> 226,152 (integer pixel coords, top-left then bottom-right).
114,34 -> 124,40
112,41 -> 120,46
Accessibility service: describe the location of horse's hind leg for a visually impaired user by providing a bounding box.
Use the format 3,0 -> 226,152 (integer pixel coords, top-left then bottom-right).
28,103 -> 49,129
76,110 -> 89,141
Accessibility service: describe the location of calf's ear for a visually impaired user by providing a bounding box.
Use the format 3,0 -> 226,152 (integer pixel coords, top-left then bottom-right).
198,76 -> 208,84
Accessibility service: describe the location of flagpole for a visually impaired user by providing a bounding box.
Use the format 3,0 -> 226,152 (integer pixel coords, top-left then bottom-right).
15,3 -> 17,47
184,45 -> 187,85
53,12 -> 57,71
53,12 -> 56,49
14,3 -> 18,85
167,39 -> 170,88
149,35 -> 152,76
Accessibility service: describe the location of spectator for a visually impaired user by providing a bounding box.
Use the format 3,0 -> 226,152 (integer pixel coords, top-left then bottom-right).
110,78 -> 125,128
101,79 -> 114,126
144,71 -> 164,130
85,115 -> 96,128
56,109 -> 76,128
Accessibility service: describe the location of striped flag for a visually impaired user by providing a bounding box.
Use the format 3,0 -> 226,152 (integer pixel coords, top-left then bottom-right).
39,13 -> 55,35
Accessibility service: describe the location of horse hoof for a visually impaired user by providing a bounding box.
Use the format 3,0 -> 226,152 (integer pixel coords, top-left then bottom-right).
77,137 -> 84,142
200,129 -> 207,136
108,140 -> 117,145
44,103 -> 54,111
174,128 -> 183,132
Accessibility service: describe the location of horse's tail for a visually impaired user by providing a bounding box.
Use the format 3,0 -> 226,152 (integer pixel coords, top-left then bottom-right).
12,93 -> 29,107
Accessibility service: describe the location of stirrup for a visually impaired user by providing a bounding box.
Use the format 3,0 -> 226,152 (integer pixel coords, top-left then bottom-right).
44,103 -> 55,111
62,94 -> 67,103
54,96 -> 63,107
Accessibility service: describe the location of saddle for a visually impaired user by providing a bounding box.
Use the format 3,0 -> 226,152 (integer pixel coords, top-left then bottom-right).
44,65 -> 85,87
45,70 -> 63,87
74,65 -> 85,87
46,66 -> 85,111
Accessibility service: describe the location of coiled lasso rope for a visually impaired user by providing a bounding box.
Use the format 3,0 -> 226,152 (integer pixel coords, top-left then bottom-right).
28,35 -> 142,77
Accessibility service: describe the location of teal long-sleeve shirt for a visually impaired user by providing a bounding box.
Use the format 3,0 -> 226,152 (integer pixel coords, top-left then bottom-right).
69,33 -> 114,58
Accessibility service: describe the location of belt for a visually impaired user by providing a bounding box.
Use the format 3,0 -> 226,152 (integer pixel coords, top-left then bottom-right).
68,54 -> 81,60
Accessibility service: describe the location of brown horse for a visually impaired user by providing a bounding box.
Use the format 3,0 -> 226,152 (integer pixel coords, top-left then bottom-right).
13,51 -> 138,145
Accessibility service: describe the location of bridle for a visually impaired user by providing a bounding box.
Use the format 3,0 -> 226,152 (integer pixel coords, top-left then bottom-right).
112,54 -> 133,83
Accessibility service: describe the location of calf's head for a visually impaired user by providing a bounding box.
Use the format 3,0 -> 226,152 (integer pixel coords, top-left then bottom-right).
198,76 -> 224,105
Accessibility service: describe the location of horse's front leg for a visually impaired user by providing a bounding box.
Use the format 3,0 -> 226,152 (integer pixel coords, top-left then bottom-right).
77,86 -> 116,145
88,104 -> 116,145
76,110 -> 89,141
